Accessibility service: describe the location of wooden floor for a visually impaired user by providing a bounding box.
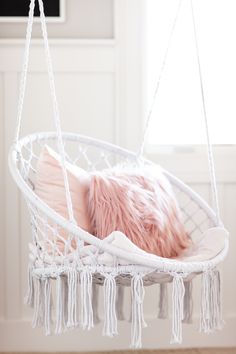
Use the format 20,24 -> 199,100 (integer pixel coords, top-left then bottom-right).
67,350 -> 236,354
2,350 -> 236,354
116,350 -> 236,354
121,350 -> 236,354
83,350 -> 236,354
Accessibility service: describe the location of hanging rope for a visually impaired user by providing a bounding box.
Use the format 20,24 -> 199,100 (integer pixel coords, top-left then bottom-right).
138,0 -> 183,158
15,0 -> 76,225
38,0 -> 76,224
15,0 -> 35,143
190,0 -> 221,225
138,0 -> 221,226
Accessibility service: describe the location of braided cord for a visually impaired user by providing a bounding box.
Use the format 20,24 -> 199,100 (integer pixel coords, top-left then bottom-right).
139,0 -> 221,223
15,0 -> 35,143
138,0 -> 183,157
190,0 -> 221,224
15,0 -> 75,224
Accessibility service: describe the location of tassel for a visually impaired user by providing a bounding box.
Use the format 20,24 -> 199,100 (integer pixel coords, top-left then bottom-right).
92,283 -> 100,325
24,265 -> 34,307
158,283 -> 168,319
182,280 -> 193,324
55,275 -> 67,334
200,269 -> 223,333
32,278 -> 44,328
116,285 -> 125,321
130,273 -> 147,349
67,269 -> 78,328
212,270 -> 223,330
44,278 -> 52,336
103,273 -> 118,337
171,275 -> 185,344
80,269 -> 94,330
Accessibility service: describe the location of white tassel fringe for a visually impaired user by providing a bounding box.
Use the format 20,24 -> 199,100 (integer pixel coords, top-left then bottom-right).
131,273 -> 147,349
103,273 -> 118,337
32,278 -> 44,328
55,275 -> 67,334
171,275 -> 185,344
44,278 -> 52,336
67,269 -> 78,328
200,269 -> 223,333
80,269 -> 94,330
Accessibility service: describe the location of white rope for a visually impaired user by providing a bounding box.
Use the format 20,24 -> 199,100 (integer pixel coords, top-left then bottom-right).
138,0 -> 221,224
37,0 -> 75,224
55,275 -> 67,334
67,269 -> 78,328
80,269 -> 94,330
15,0 -> 35,143
190,0 -> 221,225
200,269 -> 223,333
171,274 -> 185,344
32,278 -> 44,328
15,0 -> 75,224
138,0 -> 183,158
103,273 -> 118,337
130,273 -> 147,348
44,277 -> 52,335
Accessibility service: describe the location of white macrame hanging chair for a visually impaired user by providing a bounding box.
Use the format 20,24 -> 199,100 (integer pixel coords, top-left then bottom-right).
8,0 -> 229,348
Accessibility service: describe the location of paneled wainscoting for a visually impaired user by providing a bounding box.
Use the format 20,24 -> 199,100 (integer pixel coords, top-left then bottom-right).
0,37 -> 236,351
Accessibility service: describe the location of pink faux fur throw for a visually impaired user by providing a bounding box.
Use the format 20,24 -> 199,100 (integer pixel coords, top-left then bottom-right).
88,166 -> 191,258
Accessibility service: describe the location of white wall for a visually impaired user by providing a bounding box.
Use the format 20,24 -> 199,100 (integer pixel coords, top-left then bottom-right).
0,0 -> 236,351
0,0 -> 114,39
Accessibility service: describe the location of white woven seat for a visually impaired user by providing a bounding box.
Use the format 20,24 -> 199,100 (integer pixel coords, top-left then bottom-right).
9,132 -> 228,275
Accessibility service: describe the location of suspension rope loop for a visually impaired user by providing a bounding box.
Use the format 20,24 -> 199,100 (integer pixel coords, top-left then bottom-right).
38,0 -> 75,224
15,0 -> 76,224
190,0 -> 221,225
138,0 -> 221,225
137,0 -> 183,158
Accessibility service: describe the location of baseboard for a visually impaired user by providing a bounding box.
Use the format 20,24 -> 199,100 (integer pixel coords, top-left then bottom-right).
0,317 -> 236,352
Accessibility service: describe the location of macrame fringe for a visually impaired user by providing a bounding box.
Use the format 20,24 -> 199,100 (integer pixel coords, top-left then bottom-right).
182,280 -> 193,324
200,269 -> 223,333
92,283 -> 100,325
158,283 -> 168,319
27,268 -> 223,346
116,285 -> 125,321
171,275 -> 185,344
67,269 -> 78,328
24,265 -> 34,307
130,274 -> 147,349
55,275 -> 67,334
44,277 -> 52,335
80,269 -> 94,330
103,274 -> 118,337
32,278 -> 44,328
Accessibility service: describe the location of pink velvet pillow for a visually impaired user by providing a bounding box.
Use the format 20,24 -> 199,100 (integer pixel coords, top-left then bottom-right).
88,166 -> 191,258
35,145 -> 91,253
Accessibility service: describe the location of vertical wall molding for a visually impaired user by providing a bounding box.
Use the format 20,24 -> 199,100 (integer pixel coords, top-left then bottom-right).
4,72 -> 22,319
114,0 -> 145,153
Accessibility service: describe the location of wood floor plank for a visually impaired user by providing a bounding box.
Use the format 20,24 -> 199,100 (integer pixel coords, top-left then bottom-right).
2,349 -> 236,354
